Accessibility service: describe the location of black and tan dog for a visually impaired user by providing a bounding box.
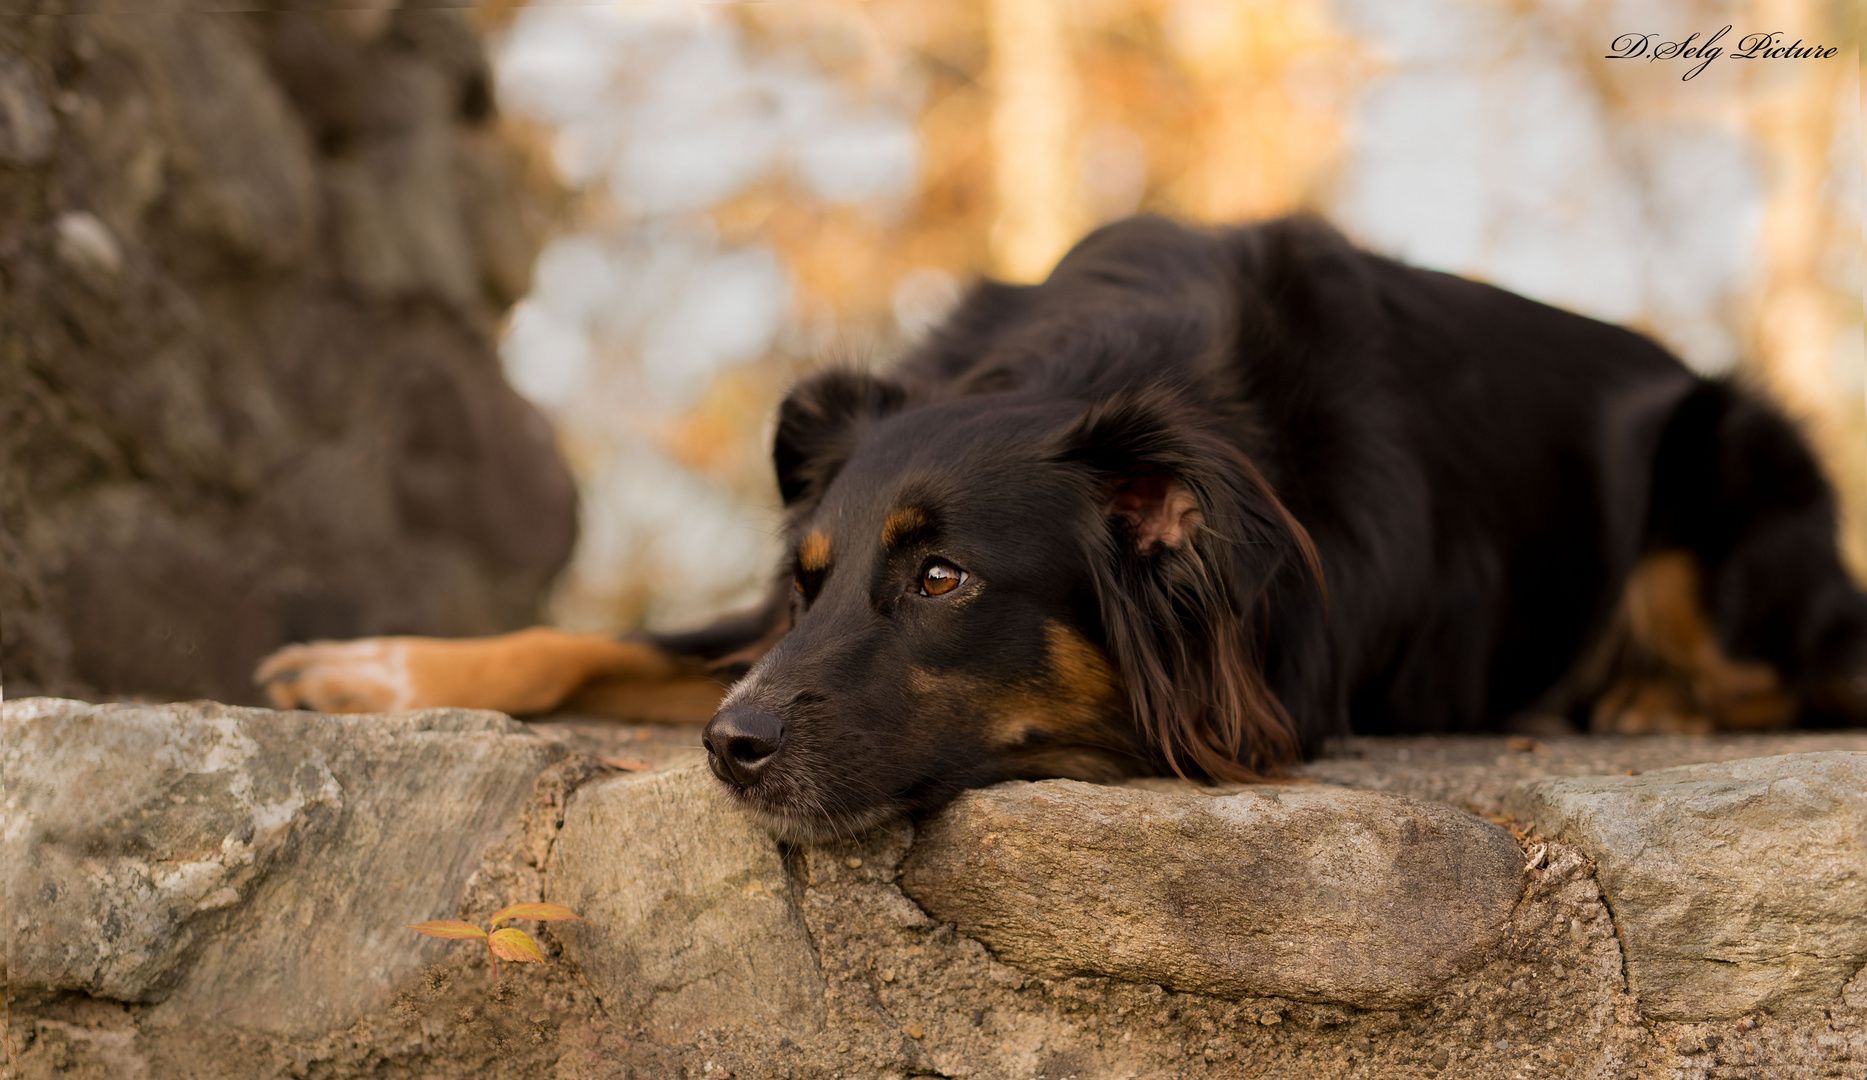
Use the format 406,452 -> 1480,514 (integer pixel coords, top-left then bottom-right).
259,216 -> 1867,839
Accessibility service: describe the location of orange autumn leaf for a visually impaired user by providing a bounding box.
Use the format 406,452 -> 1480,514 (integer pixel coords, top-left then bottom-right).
490,902 -> 583,926
407,920 -> 488,940
488,927 -> 545,963
407,902 -> 580,984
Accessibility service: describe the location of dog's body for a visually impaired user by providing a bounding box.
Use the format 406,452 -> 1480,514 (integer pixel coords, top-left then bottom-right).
260,216 -> 1867,838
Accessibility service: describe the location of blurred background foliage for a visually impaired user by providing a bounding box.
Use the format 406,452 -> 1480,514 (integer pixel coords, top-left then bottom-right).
468,0 -> 1862,636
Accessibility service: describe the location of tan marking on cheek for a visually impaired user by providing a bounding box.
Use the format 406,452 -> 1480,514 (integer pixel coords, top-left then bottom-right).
984,622 -> 1126,751
881,506 -> 927,547
905,639 -> 1137,782
1006,746 -> 1139,784
907,665 -> 993,701
907,666 -> 943,698
1588,551 -> 1794,734
798,529 -> 832,572
1044,621 -> 1120,712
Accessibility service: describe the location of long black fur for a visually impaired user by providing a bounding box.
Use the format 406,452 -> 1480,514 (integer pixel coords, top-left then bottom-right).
680,215 -> 1867,834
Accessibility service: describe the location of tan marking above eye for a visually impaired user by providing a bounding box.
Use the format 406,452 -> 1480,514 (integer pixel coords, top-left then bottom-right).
798,529 -> 832,572
882,506 -> 928,547
920,562 -> 964,596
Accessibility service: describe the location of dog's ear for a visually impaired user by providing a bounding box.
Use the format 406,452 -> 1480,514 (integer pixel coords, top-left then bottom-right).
1056,389 -> 1322,781
1104,472 -> 1204,552
773,369 -> 908,509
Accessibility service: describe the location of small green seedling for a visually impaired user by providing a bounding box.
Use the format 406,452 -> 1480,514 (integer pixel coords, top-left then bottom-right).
408,903 -> 582,980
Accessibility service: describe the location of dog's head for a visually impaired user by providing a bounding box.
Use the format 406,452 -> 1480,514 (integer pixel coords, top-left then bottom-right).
703,369 -> 1319,840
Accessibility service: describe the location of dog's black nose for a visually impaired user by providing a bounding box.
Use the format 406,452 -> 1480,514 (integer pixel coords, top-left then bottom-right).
703,706 -> 785,787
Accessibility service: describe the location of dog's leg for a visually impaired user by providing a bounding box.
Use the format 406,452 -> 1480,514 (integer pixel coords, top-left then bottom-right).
254,629 -> 709,716
1599,381 -> 1867,730
555,600 -> 793,722
1589,550 -> 1796,734
255,592 -> 789,718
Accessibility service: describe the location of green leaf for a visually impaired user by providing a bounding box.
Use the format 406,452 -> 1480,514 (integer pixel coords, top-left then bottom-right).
490,902 -> 582,926
488,927 -> 545,963
407,920 -> 487,940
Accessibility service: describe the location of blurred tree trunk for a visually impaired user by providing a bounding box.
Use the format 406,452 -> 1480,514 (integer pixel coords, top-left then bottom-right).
986,0 -> 1082,282
1744,0 -> 1865,572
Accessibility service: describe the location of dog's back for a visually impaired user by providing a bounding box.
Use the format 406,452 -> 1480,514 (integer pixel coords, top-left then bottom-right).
892,215 -> 1867,743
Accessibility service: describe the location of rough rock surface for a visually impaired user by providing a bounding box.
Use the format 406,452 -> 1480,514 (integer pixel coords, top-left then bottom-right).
1303,728 -> 1867,817
8,712 -> 1867,1078
0,1 -> 574,705
2,697 -> 566,1036
545,765 -> 827,1044
898,778 -> 1526,1009
1506,751 -> 1867,1021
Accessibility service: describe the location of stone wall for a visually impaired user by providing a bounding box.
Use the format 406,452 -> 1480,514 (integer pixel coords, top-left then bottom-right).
0,1 -> 575,705
6,697 -> 1864,1079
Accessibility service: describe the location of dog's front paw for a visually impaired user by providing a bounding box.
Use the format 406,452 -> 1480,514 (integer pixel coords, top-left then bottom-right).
255,639 -> 413,713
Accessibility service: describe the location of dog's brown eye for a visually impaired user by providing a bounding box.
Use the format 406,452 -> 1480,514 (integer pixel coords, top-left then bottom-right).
920,562 -> 965,597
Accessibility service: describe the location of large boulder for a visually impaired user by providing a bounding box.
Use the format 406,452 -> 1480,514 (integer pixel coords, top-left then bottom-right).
545,764 -> 827,1043
1505,751 -> 1867,1020
1,697 -> 565,1037
0,3 -> 574,706
897,778 -> 1527,1009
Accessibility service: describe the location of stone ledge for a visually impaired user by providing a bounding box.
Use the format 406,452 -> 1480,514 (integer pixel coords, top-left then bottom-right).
897,778 -> 1526,1009
1505,751 -> 1867,1021
8,699 -> 1865,1078
2,696 -> 566,1036
544,767 -> 828,1044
